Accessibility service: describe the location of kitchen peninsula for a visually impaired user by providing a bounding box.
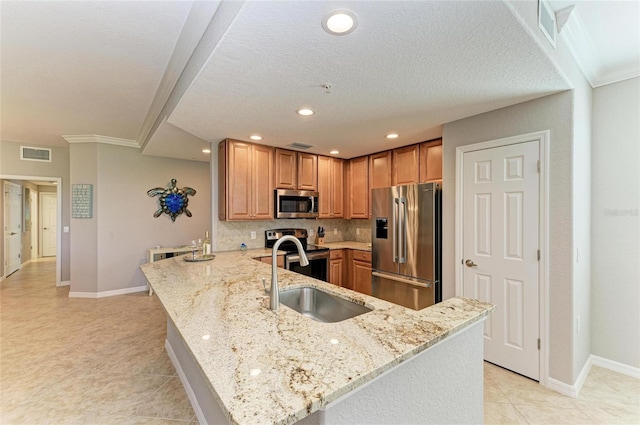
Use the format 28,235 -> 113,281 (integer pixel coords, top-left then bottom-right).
141,249 -> 493,425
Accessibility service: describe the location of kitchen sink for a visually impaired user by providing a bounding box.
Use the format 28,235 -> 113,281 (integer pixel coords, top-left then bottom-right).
279,286 -> 372,323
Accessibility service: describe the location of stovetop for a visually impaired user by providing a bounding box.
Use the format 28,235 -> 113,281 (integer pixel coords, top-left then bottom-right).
265,228 -> 329,253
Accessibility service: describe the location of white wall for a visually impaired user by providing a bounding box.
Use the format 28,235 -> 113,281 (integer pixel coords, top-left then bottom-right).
442,91 -> 575,385
69,143 -> 211,294
591,77 -> 640,368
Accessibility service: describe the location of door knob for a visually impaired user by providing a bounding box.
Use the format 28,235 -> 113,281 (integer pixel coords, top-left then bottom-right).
465,259 -> 478,268
10,232 -> 17,235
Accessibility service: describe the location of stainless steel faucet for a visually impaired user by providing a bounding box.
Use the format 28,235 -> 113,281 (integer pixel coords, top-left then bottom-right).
270,235 -> 309,311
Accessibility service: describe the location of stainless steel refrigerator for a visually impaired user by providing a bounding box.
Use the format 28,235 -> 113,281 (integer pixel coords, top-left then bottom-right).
371,183 -> 441,310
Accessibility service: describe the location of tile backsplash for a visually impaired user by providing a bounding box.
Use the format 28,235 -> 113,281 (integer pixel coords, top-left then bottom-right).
215,218 -> 371,251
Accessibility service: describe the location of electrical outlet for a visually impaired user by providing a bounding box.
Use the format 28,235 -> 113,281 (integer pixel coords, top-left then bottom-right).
356,228 -> 360,235
333,228 -> 338,235
576,247 -> 582,262
250,231 -> 256,240
309,229 -> 314,236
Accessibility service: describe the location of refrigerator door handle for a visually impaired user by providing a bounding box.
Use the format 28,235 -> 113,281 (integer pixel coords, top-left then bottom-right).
372,271 -> 433,289
393,198 -> 399,262
398,197 -> 407,263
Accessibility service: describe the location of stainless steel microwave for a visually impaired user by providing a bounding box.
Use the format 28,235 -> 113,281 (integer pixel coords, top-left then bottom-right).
275,189 -> 319,219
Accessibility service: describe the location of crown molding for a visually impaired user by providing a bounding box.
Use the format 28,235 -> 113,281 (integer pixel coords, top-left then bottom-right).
562,14 -> 640,88
62,134 -> 140,149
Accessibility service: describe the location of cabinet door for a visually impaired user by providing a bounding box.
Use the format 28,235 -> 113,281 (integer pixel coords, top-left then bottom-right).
297,153 -> 317,190
331,158 -> 344,218
260,255 -> 284,268
393,144 -> 420,185
226,140 -> 253,220
369,151 -> 392,189
252,144 -> 274,220
348,156 -> 369,218
317,155 -> 332,218
352,259 -> 372,295
330,257 -> 344,286
419,139 -> 443,182
275,149 -> 297,189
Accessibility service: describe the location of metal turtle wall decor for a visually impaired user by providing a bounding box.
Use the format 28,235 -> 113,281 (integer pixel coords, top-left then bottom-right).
147,179 -> 196,222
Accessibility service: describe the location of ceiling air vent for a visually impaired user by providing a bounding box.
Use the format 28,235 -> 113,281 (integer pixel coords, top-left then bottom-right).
287,142 -> 314,150
21,146 -> 52,162
538,0 -> 557,48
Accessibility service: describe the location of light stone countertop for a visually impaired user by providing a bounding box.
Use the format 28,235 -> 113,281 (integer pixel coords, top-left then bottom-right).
318,241 -> 371,251
141,249 -> 493,425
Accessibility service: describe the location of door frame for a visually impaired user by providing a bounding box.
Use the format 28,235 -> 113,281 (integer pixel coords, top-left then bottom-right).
1,174 -> 62,286
454,130 -> 550,387
3,181 -> 22,277
30,188 -> 38,260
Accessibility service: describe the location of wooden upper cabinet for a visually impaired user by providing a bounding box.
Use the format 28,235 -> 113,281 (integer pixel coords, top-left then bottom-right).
275,149 -> 317,190
369,151 -> 392,189
393,144 -> 420,185
252,144 -> 275,219
318,156 -> 344,218
348,156 -> 369,219
219,139 -> 274,221
274,149 -> 297,189
297,152 -> 317,191
419,139 -> 443,182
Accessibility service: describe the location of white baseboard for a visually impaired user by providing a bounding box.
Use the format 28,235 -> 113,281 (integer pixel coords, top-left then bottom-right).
68,285 -> 148,298
547,376 -> 580,398
591,354 -> 640,379
165,339 -> 207,425
58,280 -> 70,287
547,354 -> 639,399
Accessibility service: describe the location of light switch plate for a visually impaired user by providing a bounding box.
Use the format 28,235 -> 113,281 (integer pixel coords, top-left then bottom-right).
250,231 -> 256,240
63,226 -> 70,233
333,228 -> 338,235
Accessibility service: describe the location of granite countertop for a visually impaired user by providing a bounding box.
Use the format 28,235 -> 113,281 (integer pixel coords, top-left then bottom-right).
141,249 -> 493,425
319,241 -> 371,251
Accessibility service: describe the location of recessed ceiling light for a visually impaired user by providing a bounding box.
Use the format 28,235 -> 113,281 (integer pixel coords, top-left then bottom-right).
202,148 -> 211,154
322,10 -> 357,35
330,150 -> 339,155
297,108 -> 315,116
386,133 -> 399,139
250,135 -> 262,141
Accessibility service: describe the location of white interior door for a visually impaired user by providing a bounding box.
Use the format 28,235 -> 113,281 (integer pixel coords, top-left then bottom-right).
40,193 -> 57,257
4,182 -> 22,276
462,140 -> 540,380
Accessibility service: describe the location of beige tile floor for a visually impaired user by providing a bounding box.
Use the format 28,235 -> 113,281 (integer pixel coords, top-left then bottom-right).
1,258 -> 639,424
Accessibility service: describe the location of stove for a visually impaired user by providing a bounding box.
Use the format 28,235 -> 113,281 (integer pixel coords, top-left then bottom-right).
265,228 -> 329,281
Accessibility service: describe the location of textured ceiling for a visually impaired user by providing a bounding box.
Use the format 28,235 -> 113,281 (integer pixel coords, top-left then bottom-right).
0,1 -> 192,147
167,0 -> 568,159
1,1 -> 638,162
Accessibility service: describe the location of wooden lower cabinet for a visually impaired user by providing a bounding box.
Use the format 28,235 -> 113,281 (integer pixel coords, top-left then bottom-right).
329,249 -> 344,286
351,250 -> 372,295
258,255 -> 284,268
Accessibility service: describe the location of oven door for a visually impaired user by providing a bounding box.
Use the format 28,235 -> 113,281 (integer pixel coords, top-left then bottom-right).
286,251 -> 329,282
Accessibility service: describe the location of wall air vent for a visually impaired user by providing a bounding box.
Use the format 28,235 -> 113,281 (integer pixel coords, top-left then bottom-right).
287,142 -> 314,150
21,146 -> 52,162
538,0 -> 557,48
